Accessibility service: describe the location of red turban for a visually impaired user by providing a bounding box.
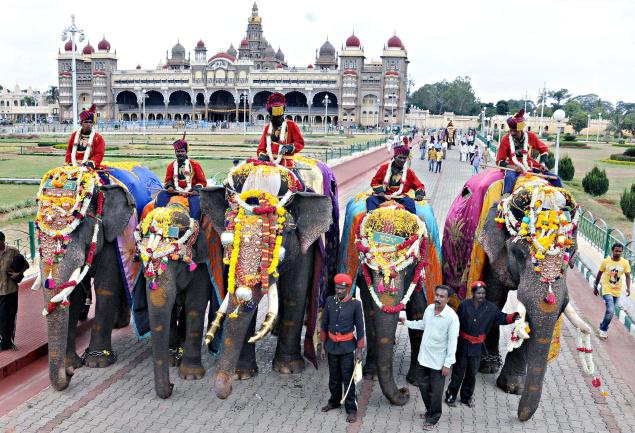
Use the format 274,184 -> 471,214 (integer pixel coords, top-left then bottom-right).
266,93 -> 286,112
334,273 -> 353,286
80,104 -> 96,123
172,132 -> 188,152
393,144 -> 410,157
471,281 -> 486,290
402,136 -> 409,146
506,108 -> 526,132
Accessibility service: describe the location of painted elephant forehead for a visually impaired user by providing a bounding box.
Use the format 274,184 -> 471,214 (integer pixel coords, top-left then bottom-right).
242,167 -> 282,195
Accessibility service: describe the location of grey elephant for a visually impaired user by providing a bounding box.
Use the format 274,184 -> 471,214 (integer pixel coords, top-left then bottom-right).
34,164 -> 161,390
477,184 -> 592,421
134,198 -> 211,398
200,161 -> 335,399
338,198 -> 443,405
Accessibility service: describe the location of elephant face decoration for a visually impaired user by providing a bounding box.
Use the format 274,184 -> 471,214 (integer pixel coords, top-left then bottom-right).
208,160 -> 300,344
356,205 -> 428,314
134,197 -> 199,289
495,183 -> 579,305
35,166 -> 103,315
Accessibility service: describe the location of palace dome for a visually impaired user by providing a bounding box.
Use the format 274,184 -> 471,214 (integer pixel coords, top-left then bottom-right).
64,40 -> 73,51
319,40 -> 335,56
196,39 -> 205,48
240,38 -> 249,47
387,35 -> 404,49
264,44 -> 275,58
345,34 -> 360,48
227,44 -> 237,57
171,41 -> 185,58
275,47 -> 284,61
208,52 -> 236,62
82,42 -> 95,55
98,36 -> 110,51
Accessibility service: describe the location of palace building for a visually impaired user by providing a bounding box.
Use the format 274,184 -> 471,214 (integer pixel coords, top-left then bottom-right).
56,3 -> 409,128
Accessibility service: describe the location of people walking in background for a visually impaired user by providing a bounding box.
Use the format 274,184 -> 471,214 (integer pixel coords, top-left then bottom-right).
0,231 -> 29,351
594,243 -> 631,340
471,145 -> 482,175
435,146 -> 443,173
400,285 -> 459,430
441,140 -> 448,159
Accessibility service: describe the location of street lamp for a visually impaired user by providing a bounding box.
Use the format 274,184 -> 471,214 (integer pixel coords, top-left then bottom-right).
553,109 -> 566,175
141,90 -> 149,136
586,114 -> 591,142
481,109 -> 485,135
61,14 -> 85,128
240,91 -> 249,135
596,113 -> 602,142
322,95 -> 330,134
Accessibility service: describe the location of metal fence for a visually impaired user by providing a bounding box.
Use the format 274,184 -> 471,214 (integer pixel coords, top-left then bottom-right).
4,222 -> 36,261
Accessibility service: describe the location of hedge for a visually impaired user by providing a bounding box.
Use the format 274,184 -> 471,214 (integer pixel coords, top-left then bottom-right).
609,154 -> 635,162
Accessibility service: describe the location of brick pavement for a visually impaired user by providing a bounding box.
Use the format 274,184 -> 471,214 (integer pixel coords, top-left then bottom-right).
2,142 -> 635,433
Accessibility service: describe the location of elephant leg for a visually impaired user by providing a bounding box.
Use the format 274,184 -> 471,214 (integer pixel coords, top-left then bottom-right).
113,284 -> 131,329
496,344 -> 527,395
480,277 -> 508,374
84,242 -> 122,368
179,273 -> 208,381
148,278 -> 177,398
64,284 -> 85,370
272,249 -> 314,374
359,277 -> 377,379
168,302 -> 183,367
405,290 -> 425,385
235,311 -> 258,380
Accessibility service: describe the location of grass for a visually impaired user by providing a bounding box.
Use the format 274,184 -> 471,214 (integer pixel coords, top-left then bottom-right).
0,184 -> 40,206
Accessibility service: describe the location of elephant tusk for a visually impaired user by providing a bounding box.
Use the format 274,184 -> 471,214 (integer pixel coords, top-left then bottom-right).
204,294 -> 230,345
248,283 -> 279,344
564,303 -> 592,334
516,300 -> 527,321
32,272 -> 42,291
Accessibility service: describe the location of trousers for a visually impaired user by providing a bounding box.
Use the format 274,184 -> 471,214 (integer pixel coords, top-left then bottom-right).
366,194 -> 417,214
446,353 -> 480,402
156,191 -> 201,220
418,365 -> 445,425
503,169 -> 563,194
599,294 -> 619,332
0,291 -> 18,349
327,352 -> 357,413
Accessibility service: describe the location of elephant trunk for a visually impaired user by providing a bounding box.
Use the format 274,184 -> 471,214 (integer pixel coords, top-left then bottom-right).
517,313 -> 558,421
213,299 -> 258,399
374,309 -> 410,406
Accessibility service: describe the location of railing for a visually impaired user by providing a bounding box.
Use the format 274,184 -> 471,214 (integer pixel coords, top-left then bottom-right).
309,138 -> 387,163
3,222 -> 36,261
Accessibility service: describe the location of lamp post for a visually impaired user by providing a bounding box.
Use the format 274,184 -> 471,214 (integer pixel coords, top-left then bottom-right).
240,91 -> 249,135
586,114 -> 591,142
481,109 -> 485,135
141,91 -> 150,136
553,109 -> 566,175
61,14 -> 85,128
596,113 -> 602,142
323,95 -> 330,134
401,100 -> 406,131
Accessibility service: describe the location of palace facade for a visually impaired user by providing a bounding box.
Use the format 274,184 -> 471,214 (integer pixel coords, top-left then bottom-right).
56,3 -> 409,128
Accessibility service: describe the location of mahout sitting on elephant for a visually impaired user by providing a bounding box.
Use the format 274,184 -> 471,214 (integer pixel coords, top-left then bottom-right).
33,162 -> 161,390
338,192 -> 443,405
201,157 -> 338,399
443,170 -> 595,421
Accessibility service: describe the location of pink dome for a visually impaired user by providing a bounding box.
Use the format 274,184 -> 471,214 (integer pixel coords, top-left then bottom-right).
276,64 -> 283,69
136,65 -> 141,70
64,40 -> 73,51
82,42 -> 95,55
240,38 -> 249,47
345,34 -> 361,48
98,36 -> 110,51
387,35 -> 404,49
307,64 -> 314,69
196,39 -> 205,48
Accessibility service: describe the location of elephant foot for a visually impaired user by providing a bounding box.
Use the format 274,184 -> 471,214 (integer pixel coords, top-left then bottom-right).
479,355 -> 502,374
156,382 -> 174,399
113,307 -> 131,329
496,373 -> 526,395
272,357 -> 305,375
65,352 -> 84,370
178,363 -> 205,380
387,387 -> 410,406
82,349 -> 117,368
234,367 -> 258,380
214,370 -> 234,399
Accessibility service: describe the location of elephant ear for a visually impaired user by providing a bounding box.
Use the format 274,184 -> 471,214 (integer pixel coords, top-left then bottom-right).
192,229 -> 209,264
287,192 -> 333,254
200,186 -> 228,235
480,204 -> 509,262
100,184 -> 135,242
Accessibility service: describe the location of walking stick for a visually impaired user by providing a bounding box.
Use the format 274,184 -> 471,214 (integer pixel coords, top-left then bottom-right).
479,164 -> 558,181
340,360 -> 362,404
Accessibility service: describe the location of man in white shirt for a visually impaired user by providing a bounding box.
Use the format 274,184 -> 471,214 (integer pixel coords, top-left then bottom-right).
400,285 -> 459,430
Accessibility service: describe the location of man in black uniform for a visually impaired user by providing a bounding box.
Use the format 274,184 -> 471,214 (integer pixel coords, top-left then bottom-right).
320,274 -> 365,423
445,281 -> 519,407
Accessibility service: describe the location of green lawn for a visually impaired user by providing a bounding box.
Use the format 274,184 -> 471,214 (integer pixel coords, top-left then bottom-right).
0,184 -> 39,207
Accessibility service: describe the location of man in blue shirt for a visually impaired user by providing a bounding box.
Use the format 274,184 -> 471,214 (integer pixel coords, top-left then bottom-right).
320,274 -> 365,423
400,285 -> 459,430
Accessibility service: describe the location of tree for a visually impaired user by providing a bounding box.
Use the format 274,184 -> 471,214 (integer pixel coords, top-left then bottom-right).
620,184 -> 635,221
622,112 -> 635,136
495,100 -> 509,115
582,166 -> 609,196
46,86 -> 59,104
22,96 -> 36,106
568,111 -> 589,134
548,88 -> 571,110
408,76 -> 480,115
558,155 -> 575,181
606,101 -> 635,138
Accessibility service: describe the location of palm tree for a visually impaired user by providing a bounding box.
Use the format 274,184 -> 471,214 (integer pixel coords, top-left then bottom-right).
46,86 -> 59,105
22,96 -> 36,106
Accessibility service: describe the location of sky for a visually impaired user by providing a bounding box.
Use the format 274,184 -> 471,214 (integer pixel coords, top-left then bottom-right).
2,0 -> 633,104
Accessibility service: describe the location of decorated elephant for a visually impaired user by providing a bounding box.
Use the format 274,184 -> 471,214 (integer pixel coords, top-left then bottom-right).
33,163 -> 162,390
443,170 -> 593,421
201,158 -> 339,399
133,196 -> 211,398
337,193 -> 443,405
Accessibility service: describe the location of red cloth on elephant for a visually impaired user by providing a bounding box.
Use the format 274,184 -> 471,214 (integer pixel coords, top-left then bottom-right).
64,130 -> 105,168
256,120 -> 304,168
370,162 -> 425,197
496,132 -> 548,169
164,159 -> 207,190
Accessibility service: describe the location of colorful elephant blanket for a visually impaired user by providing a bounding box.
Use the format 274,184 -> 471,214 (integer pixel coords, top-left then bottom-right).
337,191 -> 442,306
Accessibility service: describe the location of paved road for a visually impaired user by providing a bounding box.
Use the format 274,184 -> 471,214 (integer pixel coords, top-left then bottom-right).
2,145 -> 634,433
